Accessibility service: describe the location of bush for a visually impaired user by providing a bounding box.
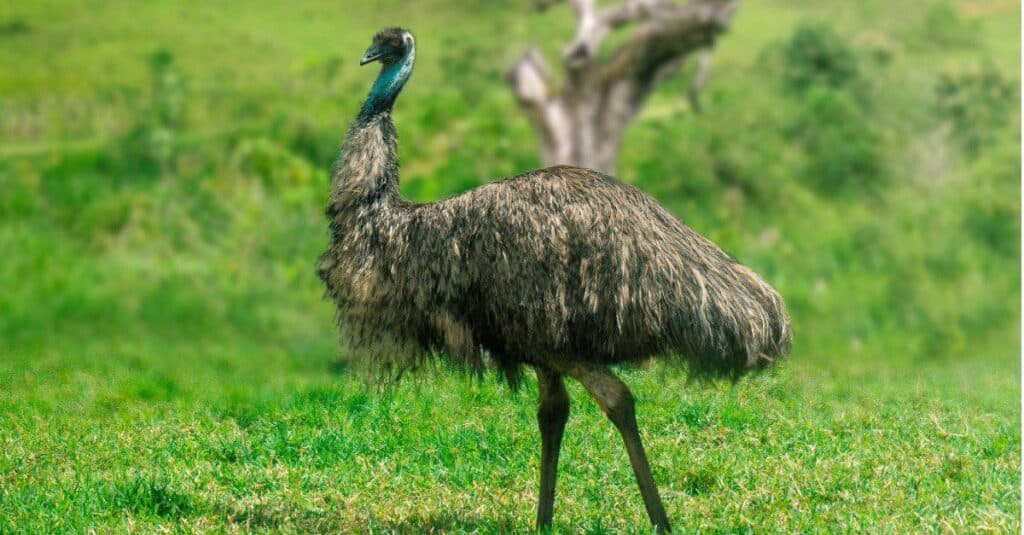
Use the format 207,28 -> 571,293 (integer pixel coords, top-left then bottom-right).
921,2 -> 980,48
438,37 -> 502,105
781,22 -> 861,94
936,63 -> 1017,156
115,50 -> 189,175
231,137 -> 316,191
964,193 -> 1019,259
147,49 -> 187,130
0,162 -> 42,220
0,17 -> 31,36
270,113 -> 337,166
960,133 -> 1021,258
793,88 -> 885,196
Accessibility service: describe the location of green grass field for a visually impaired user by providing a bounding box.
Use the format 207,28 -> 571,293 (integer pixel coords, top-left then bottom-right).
0,0 -> 1020,532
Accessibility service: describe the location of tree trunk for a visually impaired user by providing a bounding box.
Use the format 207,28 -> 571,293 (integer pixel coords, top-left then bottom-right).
507,0 -> 739,174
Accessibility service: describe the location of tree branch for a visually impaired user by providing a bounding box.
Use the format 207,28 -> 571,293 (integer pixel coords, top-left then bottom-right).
507,48 -> 574,165
507,47 -> 553,108
563,0 -> 673,69
596,0 -> 738,96
507,0 -> 740,171
688,49 -> 714,113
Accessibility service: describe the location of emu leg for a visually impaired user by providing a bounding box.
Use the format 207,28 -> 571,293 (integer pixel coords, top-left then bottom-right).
566,363 -> 672,533
535,367 -> 570,530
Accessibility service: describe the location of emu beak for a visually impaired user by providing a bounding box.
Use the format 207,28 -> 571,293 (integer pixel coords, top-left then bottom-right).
359,45 -> 382,66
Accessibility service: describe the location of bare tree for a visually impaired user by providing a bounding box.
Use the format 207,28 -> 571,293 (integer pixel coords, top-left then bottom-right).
507,0 -> 739,173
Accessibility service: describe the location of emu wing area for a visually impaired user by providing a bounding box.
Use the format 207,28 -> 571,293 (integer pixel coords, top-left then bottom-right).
439,166 -> 789,376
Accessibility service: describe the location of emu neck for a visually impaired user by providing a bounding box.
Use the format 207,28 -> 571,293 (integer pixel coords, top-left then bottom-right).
359,52 -> 414,121
328,50 -> 414,216
329,113 -> 400,212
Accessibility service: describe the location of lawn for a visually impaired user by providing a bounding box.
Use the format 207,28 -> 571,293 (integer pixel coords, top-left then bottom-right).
1,335 -> 1018,532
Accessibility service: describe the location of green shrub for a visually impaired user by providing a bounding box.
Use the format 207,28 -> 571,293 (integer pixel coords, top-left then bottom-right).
147,50 -> 187,130
71,191 -> 137,246
0,163 -> 42,220
114,51 -> 190,175
270,114 -> 337,166
964,195 -> 1019,259
622,119 -> 715,205
230,137 -> 316,190
921,2 -> 980,48
0,17 -> 31,36
438,37 -> 501,105
781,22 -> 861,94
936,63 -> 1017,155
960,132 -> 1021,258
793,88 -> 885,196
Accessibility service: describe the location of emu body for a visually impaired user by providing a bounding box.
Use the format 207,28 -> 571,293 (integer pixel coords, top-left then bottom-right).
319,28 -> 791,532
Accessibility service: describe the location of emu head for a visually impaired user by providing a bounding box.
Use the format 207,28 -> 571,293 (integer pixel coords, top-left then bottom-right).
360,27 -> 415,67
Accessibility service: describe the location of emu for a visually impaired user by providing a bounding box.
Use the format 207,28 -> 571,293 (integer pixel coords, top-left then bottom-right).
318,28 -> 791,533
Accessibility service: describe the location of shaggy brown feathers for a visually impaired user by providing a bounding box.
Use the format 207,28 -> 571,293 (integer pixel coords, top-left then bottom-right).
318,108 -> 791,387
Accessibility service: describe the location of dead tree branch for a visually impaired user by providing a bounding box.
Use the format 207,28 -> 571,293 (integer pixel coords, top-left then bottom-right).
507,0 -> 739,172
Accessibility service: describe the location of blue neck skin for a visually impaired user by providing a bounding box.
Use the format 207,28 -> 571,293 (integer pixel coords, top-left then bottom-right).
358,50 -> 415,122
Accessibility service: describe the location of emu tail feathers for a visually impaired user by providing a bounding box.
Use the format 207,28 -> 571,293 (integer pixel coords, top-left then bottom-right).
677,262 -> 792,381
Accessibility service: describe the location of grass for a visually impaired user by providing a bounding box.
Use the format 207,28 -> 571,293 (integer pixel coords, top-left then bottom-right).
1,337 -> 1017,532
0,0 -> 1020,532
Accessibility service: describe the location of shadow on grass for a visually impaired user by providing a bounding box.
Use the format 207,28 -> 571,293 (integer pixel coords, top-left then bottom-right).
224,503 -> 524,533
105,476 -> 200,520
366,512 -> 524,534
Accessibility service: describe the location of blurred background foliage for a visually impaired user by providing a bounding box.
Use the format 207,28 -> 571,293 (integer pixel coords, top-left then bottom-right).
0,0 -> 1016,368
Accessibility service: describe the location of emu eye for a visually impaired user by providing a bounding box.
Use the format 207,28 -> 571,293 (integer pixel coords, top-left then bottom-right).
402,33 -> 414,47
